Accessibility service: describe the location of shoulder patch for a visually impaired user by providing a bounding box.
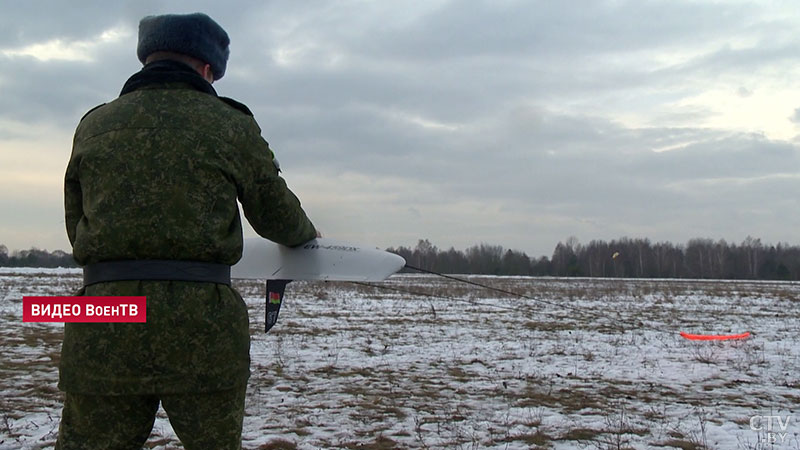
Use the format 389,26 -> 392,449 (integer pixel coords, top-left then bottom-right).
79,103 -> 106,122
219,97 -> 254,116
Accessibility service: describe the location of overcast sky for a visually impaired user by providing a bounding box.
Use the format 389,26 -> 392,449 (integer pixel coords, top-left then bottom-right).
1,0 -> 799,257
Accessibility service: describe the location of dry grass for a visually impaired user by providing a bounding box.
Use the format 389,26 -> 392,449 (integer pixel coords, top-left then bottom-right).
2,272 -> 798,449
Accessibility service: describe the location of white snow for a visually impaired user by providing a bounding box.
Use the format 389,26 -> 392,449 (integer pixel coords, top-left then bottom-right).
1,271 -> 798,449
0,267 -> 80,275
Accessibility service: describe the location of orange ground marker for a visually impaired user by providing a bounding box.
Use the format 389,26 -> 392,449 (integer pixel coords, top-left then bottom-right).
680,331 -> 750,341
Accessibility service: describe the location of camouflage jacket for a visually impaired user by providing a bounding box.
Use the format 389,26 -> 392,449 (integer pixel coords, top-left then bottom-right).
60,60 -> 316,395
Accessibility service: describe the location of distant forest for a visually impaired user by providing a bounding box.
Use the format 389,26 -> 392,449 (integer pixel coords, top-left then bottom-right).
3,236 -> 800,280
0,245 -> 77,268
389,236 -> 800,281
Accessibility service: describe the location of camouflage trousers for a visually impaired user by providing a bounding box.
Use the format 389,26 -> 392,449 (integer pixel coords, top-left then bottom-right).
54,385 -> 246,450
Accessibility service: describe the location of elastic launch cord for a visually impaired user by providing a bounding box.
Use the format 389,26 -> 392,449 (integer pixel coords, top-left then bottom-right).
347,264 -> 666,334
404,264 -> 589,314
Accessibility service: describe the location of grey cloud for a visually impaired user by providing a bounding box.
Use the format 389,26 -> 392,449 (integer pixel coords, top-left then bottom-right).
628,134 -> 799,182
3,1 -> 800,254
342,1 -> 757,62
0,52 -> 136,129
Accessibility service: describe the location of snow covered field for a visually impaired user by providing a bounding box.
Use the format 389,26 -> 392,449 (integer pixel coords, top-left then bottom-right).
1,270 -> 798,449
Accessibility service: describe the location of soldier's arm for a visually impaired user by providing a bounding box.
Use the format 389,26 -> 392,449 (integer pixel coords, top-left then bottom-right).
236,134 -> 317,247
65,106 -> 104,248
64,153 -> 83,247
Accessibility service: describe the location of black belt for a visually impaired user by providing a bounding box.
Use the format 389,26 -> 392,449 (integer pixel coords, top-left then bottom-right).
83,260 -> 231,286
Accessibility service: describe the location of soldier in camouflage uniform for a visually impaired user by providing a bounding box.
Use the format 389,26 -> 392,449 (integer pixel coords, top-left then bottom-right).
56,13 -> 317,449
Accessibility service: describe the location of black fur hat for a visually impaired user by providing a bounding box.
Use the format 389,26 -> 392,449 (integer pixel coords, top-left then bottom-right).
137,13 -> 230,80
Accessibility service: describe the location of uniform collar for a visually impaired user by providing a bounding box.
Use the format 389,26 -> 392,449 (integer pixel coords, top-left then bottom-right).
119,60 -> 217,97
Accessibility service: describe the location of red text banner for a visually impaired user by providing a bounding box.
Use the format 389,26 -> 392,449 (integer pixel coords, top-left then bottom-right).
23,297 -> 147,323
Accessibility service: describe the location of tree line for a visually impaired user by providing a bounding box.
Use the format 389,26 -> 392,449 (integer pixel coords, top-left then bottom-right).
0,245 -> 78,268
388,236 -> 800,280
3,236 -> 800,280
